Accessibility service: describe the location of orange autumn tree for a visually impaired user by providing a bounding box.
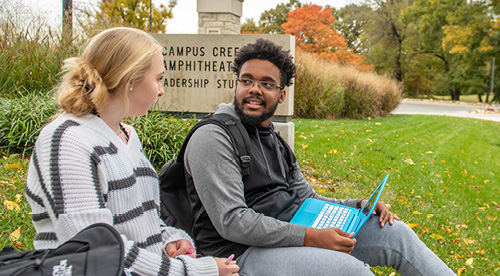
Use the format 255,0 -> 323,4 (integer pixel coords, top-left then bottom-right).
282,4 -> 370,70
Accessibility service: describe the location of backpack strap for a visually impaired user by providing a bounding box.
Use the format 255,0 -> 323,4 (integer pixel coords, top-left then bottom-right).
176,113 -> 251,176
209,113 -> 251,176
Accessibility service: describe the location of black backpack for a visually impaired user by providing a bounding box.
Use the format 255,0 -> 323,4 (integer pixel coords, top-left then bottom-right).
0,223 -> 124,276
158,113 -> 297,236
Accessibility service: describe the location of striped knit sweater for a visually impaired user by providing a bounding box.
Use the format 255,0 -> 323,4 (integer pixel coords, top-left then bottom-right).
25,113 -> 218,276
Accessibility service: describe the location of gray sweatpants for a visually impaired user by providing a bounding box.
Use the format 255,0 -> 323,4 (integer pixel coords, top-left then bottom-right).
236,218 -> 456,276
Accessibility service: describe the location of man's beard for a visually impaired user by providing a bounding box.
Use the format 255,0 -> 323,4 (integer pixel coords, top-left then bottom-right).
234,96 -> 279,126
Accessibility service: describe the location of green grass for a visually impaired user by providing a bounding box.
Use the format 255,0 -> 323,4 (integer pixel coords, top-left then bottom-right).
428,95 -> 489,104
1,115 -> 499,275
0,154 -> 34,250
294,115 -> 500,275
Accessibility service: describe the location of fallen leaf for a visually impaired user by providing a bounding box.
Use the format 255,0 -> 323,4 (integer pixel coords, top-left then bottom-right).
407,223 -> 418,228
3,163 -> 23,170
403,158 -> 415,165
412,211 -> 422,215
12,242 -> 23,249
475,249 -> 485,256
14,194 -> 22,203
463,238 -> 476,245
3,200 -> 20,211
486,214 -> 497,221
9,227 -> 21,241
426,214 -> 434,218
457,268 -> 465,275
317,189 -> 326,193
430,233 -> 443,240
301,144 -> 308,150
465,258 -> 474,266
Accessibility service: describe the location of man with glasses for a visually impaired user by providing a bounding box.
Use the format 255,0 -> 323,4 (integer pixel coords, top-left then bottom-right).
183,38 -> 455,275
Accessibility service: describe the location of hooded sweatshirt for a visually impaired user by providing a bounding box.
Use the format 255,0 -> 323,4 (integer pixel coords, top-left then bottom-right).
184,103 -> 359,258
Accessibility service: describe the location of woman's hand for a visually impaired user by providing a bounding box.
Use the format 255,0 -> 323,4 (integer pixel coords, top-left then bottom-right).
165,239 -> 196,258
215,257 -> 240,276
361,200 -> 400,227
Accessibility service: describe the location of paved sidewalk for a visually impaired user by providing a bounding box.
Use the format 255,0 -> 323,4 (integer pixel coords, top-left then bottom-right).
391,99 -> 500,122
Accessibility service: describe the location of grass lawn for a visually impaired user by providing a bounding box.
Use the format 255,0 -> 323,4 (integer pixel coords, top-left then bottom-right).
294,114 -> 500,275
431,94 -> 492,104
1,114 -> 499,275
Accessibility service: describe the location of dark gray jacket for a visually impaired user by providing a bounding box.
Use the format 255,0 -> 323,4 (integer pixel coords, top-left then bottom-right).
184,103 -> 359,258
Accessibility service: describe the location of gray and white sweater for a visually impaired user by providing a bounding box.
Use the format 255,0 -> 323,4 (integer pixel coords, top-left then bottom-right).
26,113 -> 218,276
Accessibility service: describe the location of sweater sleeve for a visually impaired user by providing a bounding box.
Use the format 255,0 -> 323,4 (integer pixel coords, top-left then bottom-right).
184,124 -> 306,248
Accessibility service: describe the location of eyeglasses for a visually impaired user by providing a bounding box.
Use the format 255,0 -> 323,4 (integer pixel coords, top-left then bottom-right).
237,78 -> 284,93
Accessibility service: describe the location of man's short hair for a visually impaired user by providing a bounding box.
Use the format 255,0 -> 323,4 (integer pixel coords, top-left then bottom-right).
231,38 -> 296,87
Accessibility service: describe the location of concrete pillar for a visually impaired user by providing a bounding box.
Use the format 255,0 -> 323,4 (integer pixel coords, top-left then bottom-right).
197,0 -> 243,34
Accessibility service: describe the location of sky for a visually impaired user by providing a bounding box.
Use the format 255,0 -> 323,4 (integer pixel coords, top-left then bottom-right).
21,0 -> 356,33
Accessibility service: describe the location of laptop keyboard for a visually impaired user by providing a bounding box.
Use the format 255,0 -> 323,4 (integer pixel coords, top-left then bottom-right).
312,204 -> 352,229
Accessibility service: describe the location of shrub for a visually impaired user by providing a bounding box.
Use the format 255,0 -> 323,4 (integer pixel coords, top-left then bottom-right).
0,1 -> 78,98
0,90 -> 58,156
0,92 -> 195,170
126,113 -> 197,171
294,54 -> 344,119
294,52 -> 402,119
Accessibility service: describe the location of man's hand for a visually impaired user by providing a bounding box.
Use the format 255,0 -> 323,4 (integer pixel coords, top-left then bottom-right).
361,200 -> 400,227
165,239 -> 196,258
304,227 -> 357,254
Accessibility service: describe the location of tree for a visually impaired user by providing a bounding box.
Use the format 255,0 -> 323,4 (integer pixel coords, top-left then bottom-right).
282,4 -> 369,69
333,4 -> 373,55
441,1 -> 499,102
402,0 -> 495,101
240,0 -> 301,34
401,0 -> 456,98
79,0 -> 176,36
259,0 -> 302,34
361,0 -> 412,82
240,18 -> 264,34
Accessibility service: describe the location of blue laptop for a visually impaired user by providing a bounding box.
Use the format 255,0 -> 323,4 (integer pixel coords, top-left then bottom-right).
290,174 -> 389,238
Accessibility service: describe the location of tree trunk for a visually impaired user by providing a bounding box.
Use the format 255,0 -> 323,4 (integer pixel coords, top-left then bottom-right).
450,87 -> 461,101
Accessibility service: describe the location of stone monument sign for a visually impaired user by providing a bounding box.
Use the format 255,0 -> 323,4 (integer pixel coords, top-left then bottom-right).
150,34 -> 295,123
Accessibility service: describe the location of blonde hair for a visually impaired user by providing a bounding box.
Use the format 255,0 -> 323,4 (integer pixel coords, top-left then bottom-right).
56,27 -> 162,116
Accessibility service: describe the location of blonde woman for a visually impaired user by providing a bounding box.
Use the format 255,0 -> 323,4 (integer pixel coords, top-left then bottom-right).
25,27 -> 239,276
